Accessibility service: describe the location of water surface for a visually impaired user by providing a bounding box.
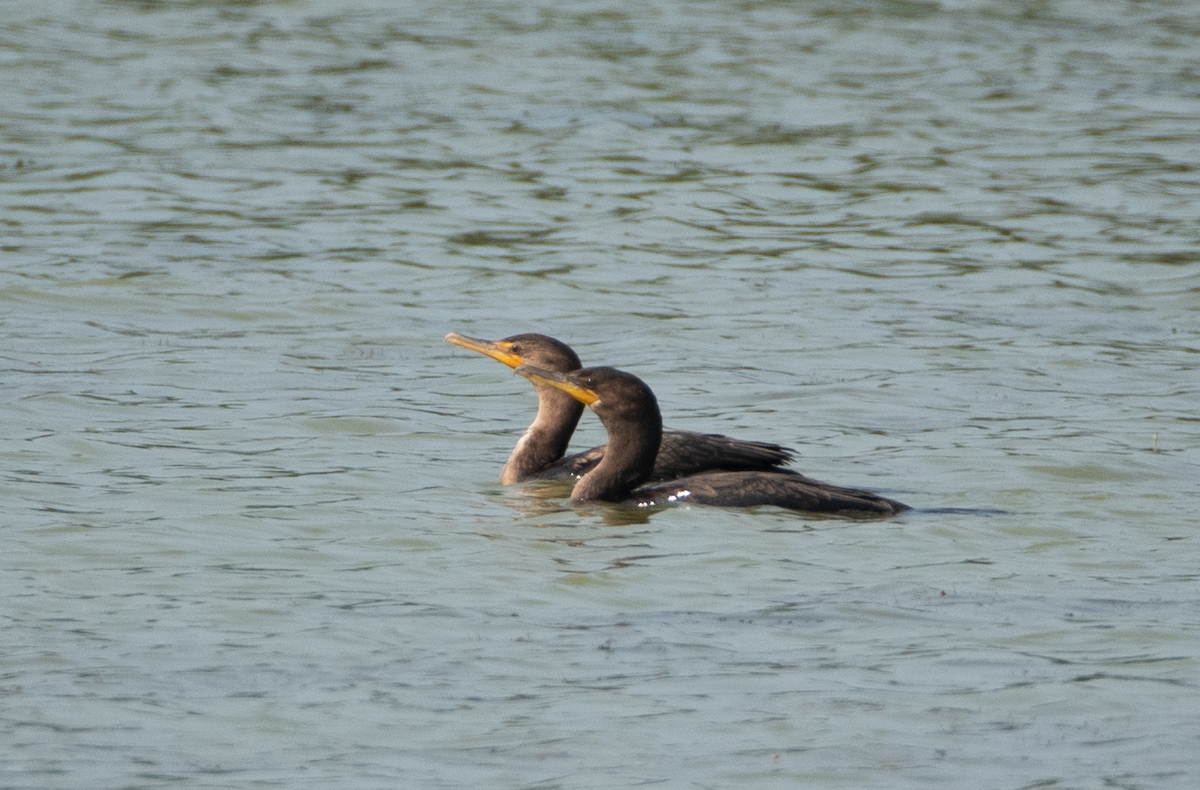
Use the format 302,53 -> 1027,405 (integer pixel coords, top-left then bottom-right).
3,0 -> 1199,787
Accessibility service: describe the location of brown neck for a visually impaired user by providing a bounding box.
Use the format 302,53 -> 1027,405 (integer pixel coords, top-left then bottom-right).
570,398 -> 662,503
499,385 -> 585,483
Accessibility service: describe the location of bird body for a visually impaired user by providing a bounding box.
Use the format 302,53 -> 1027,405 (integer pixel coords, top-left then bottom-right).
514,364 -> 909,517
445,332 -> 793,484
629,470 -> 906,515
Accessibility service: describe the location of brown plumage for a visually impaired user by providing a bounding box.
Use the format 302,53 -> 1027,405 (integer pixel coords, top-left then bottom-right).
514,364 -> 909,517
445,332 -> 793,484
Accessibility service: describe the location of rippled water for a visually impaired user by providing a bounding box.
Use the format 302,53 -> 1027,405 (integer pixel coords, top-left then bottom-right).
3,0 -> 1199,787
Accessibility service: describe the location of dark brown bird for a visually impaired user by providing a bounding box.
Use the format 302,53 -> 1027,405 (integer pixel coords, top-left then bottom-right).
514,364 -> 909,516
445,332 -> 793,484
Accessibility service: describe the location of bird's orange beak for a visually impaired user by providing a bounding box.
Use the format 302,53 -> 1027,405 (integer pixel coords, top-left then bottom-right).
513,365 -> 601,407
445,332 -> 523,369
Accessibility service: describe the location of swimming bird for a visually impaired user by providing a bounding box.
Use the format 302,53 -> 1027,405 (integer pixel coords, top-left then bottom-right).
513,364 -> 909,516
445,332 -> 793,484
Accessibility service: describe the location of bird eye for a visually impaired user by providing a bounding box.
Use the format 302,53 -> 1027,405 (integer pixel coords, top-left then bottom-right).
510,343 -> 522,354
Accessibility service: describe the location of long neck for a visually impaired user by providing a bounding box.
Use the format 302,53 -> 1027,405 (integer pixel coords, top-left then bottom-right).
571,401 -> 662,504
499,385 -> 585,484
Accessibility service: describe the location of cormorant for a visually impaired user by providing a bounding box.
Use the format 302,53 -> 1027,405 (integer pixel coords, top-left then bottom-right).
514,364 -> 909,516
445,332 -> 793,484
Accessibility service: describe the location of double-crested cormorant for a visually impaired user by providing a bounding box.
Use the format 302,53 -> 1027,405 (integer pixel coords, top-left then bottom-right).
514,364 -> 909,516
445,332 -> 793,484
